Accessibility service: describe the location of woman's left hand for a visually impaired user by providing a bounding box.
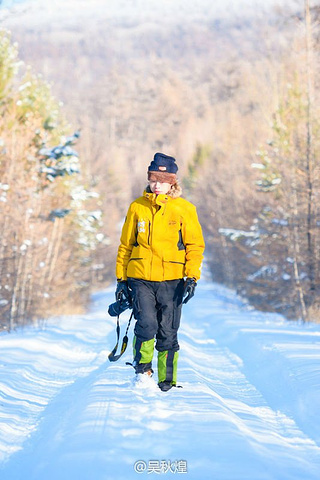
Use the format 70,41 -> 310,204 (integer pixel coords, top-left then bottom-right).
183,278 -> 197,304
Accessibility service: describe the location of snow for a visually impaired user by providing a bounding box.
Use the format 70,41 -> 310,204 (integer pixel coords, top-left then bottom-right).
0,280 -> 320,480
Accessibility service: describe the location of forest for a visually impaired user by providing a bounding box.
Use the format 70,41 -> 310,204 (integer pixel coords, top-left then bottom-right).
1,0 -> 320,328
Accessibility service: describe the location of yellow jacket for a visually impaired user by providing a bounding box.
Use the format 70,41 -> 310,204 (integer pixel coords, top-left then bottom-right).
116,189 -> 205,282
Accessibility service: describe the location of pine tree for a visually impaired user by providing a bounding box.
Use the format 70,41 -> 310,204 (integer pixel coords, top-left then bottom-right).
0,30 -> 104,330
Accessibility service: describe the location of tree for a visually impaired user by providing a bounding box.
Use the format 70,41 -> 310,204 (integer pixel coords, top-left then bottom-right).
0,30 -> 104,330
251,73 -> 320,321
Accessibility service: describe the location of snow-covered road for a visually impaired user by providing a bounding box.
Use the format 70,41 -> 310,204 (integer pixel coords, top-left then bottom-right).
0,281 -> 320,480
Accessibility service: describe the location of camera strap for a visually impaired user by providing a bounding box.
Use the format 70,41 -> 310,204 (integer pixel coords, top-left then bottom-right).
108,311 -> 134,362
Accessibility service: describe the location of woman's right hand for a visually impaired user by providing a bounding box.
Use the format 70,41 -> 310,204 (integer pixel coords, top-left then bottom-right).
115,280 -> 131,303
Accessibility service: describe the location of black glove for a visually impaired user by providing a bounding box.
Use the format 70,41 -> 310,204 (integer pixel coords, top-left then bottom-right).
183,277 -> 197,304
115,280 -> 131,304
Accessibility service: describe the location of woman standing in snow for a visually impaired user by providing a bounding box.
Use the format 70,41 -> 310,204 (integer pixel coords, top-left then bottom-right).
115,153 -> 205,391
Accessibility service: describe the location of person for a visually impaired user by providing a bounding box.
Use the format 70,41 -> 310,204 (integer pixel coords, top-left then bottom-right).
115,152 -> 205,391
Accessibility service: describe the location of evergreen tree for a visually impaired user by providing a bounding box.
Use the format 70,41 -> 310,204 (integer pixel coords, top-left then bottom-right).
0,30 -> 104,330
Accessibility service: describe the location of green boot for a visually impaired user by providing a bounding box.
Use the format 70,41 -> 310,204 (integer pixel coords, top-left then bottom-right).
133,336 -> 155,374
157,350 -> 179,391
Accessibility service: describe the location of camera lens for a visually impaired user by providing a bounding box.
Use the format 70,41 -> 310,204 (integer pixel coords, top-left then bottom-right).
108,298 -> 131,317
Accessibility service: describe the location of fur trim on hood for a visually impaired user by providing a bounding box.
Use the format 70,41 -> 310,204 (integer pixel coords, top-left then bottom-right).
145,182 -> 182,199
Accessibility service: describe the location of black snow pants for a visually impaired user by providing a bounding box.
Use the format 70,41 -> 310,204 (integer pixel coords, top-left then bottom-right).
127,278 -> 184,378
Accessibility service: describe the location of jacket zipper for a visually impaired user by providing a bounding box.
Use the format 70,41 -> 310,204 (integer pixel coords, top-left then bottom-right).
150,212 -> 156,276
148,221 -> 151,245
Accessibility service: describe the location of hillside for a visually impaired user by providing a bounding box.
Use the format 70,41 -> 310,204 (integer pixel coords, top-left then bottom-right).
1,0 -> 290,184
2,0 -> 315,322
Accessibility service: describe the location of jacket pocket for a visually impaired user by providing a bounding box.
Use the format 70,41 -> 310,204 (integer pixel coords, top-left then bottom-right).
127,247 -> 151,279
163,251 -> 186,280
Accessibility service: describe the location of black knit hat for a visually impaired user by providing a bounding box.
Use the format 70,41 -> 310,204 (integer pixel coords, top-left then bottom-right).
148,152 -> 178,174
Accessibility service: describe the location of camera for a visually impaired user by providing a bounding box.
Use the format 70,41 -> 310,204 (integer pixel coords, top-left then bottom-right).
108,297 -> 132,317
